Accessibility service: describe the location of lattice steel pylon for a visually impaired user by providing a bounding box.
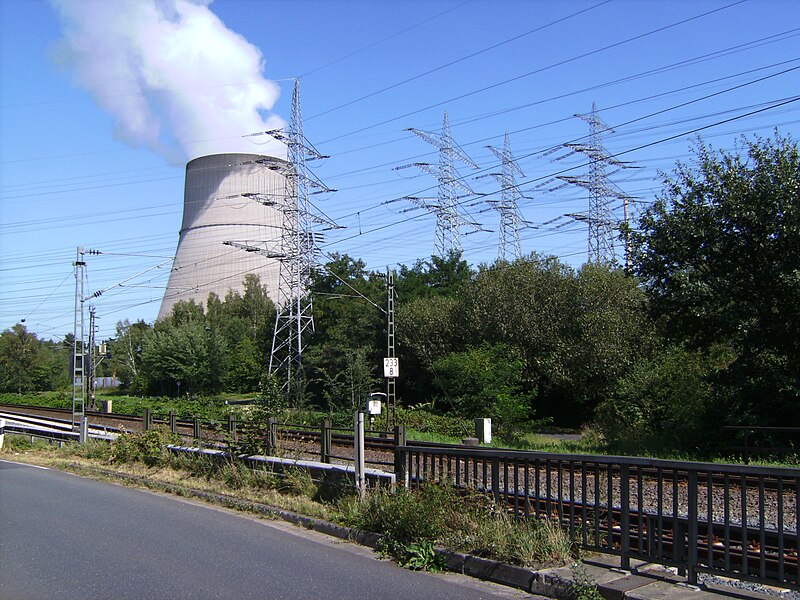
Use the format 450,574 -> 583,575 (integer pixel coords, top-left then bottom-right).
267,79 -> 337,402
486,132 -> 525,261
396,112 -> 481,258
557,102 -> 631,265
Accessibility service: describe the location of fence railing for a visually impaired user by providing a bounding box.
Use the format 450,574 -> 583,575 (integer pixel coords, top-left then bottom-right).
723,425 -> 800,464
395,444 -> 800,589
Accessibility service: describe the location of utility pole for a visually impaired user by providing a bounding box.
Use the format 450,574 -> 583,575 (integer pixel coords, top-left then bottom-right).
88,305 -> 97,412
395,112 -> 482,258
385,269 -> 397,429
72,247 -> 87,430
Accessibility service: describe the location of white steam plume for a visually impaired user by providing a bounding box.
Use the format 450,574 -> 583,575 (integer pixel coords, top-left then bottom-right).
50,0 -> 286,161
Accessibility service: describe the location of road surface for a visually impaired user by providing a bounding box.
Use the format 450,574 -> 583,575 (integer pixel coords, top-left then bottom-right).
0,460 -> 535,599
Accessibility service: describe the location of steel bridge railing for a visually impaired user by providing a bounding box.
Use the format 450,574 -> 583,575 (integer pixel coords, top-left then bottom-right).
396,445 -> 800,589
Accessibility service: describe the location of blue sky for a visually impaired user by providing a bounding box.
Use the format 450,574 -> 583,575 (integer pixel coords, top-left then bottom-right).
1,0 -> 798,341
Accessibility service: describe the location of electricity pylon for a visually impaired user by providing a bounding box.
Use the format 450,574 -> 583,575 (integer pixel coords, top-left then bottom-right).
557,102 -> 633,265
229,79 -> 338,402
485,133 -> 526,261
395,112 -> 481,258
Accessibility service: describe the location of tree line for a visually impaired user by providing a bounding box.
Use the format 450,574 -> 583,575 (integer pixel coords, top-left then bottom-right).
2,133 -> 797,452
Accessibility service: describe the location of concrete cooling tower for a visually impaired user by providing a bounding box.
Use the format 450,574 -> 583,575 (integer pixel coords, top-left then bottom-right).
158,153 -> 290,320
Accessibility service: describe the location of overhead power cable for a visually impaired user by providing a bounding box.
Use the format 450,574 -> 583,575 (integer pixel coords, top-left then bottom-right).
319,0 -> 746,144
307,0 -> 612,121
321,95 -> 800,251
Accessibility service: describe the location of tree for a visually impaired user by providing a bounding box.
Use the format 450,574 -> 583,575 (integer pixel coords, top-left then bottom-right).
631,132 -> 800,423
107,320 -> 152,391
140,320 -> 228,396
431,344 -> 535,441
396,251 -> 474,300
0,324 -> 48,393
305,254 -> 384,410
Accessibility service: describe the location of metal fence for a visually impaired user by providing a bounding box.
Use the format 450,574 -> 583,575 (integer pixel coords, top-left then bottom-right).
395,445 -> 800,589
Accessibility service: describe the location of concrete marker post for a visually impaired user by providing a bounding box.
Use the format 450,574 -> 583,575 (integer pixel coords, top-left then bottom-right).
0,418 -> 5,450
80,416 -> 88,444
354,412 -> 365,498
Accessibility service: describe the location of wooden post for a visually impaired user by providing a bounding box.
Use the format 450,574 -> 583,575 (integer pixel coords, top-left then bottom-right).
193,417 -> 201,441
227,413 -> 236,448
143,408 -> 151,431
169,410 -> 176,434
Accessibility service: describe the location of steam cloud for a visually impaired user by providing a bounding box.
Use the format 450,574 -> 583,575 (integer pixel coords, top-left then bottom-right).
50,0 -> 286,161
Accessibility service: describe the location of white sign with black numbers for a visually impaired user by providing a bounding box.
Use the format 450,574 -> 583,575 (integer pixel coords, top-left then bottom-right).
383,357 -> 399,378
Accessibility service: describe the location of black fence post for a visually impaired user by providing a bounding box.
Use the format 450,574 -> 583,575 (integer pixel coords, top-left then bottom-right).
687,469 -> 699,585
321,420 -> 331,464
393,425 -> 406,486
193,417 -> 201,442
491,457 -> 501,504
143,408 -> 151,431
169,410 -> 176,434
620,464 -> 631,571
744,430 -> 750,465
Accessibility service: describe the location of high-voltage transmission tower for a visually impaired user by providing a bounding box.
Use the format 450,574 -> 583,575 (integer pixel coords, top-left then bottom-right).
231,79 -> 337,402
395,112 -> 481,258
557,102 -> 633,265
484,133 -> 527,261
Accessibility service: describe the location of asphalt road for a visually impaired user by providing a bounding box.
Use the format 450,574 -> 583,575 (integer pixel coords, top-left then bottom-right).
0,460 -> 535,600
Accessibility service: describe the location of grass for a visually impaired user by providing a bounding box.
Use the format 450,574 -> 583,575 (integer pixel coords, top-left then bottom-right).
2,431 -> 335,521
338,483 -> 574,569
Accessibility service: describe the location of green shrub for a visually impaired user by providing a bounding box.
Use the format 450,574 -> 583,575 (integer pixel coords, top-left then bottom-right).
395,406 -> 470,439
111,428 -> 176,466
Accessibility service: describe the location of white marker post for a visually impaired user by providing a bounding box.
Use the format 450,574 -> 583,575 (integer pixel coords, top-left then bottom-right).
354,412 -> 365,498
0,418 -> 5,449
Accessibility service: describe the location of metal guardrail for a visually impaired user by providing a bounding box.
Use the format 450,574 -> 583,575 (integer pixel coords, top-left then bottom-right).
395,445 -> 800,589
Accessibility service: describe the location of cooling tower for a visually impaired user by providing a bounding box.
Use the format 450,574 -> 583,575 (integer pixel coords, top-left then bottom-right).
158,153 -> 290,320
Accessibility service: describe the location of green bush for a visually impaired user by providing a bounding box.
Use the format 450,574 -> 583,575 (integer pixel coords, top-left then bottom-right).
594,343 -> 734,454
111,429 -> 176,466
395,406 -> 471,439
